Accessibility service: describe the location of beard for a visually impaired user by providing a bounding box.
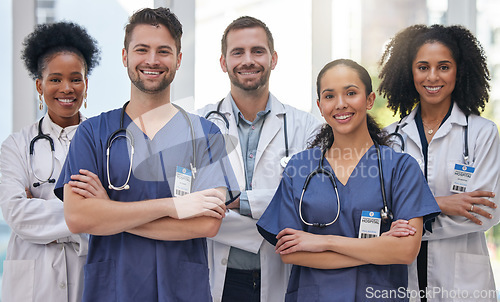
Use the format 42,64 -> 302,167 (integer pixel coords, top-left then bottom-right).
127,66 -> 176,94
228,67 -> 271,91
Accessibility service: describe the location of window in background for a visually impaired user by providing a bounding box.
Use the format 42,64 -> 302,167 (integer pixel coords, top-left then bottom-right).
0,0 -> 13,298
194,0 -> 313,113
0,1 -> 153,299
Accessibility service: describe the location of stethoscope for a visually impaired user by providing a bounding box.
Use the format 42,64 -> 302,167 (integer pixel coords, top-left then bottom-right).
387,118 -> 406,152
299,141 -> 393,228
204,99 -> 291,168
29,117 -> 56,187
106,101 -> 196,191
388,116 -> 470,164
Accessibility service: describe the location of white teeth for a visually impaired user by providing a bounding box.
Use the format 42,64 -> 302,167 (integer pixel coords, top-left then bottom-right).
58,99 -> 74,103
240,72 -> 257,75
143,71 -> 160,75
335,114 -> 353,120
426,86 -> 441,92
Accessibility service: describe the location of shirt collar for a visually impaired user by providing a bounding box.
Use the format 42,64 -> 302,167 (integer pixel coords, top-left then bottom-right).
45,112 -> 85,140
229,94 -> 272,126
401,101 -> 467,129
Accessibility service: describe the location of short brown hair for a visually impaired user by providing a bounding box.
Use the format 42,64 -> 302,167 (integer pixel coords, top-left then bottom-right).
124,7 -> 183,53
221,16 -> 274,56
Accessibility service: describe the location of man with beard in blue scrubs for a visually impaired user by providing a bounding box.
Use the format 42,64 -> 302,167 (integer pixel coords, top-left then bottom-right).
55,7 -> 237,302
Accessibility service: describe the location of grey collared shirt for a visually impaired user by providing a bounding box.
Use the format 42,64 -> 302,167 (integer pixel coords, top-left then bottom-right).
227,95 -> 271,270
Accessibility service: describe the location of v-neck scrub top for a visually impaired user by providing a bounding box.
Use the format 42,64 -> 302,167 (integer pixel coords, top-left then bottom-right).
257,145 -> 440,302
55,107 -> 238,302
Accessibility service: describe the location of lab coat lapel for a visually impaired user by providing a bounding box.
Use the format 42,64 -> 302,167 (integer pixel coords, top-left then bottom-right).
400,109 -> 422,153
220,97 -> 245,190
254,97 -> 284,169
430,103 -> 467,141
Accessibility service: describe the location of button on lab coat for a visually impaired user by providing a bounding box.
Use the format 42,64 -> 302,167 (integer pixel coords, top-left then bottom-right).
385,103 -> 500,301
197,93 -> 322,302
0,114 -> 88,302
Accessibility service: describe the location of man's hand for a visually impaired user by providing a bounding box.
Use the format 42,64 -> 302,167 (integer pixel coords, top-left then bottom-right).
68,169 -> 109,200
172,188 -> 226,220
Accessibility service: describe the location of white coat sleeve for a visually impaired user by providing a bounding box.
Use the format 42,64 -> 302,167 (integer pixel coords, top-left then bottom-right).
0,134 -> 78,245
247,112 -> 322,220
210,210 -> 263,253
424,122 -> 500,240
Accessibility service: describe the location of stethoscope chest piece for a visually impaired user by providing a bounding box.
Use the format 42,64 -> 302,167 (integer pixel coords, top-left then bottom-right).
280,156 -> 291,168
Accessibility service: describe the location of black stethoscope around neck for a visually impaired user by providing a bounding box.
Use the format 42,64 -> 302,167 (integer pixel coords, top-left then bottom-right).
106,101 -> 197,191
388,115 -> 470,164
30,117 -> 56,187
299,141 -> 393,228
204,99 -> 291,168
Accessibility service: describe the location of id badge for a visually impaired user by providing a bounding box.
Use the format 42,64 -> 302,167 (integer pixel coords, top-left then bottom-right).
450,163 -> 475,194
358,211 -> 381,238
174,166 -> 192,197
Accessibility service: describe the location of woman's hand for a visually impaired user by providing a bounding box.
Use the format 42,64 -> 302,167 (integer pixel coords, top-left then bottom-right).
68,169 -> 109,200
381,219 -> 416,237
275,228 -> 329,255
436,191 -> 496,225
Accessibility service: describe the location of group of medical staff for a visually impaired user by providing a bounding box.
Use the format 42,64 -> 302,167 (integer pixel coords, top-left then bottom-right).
0,6 -> 499,302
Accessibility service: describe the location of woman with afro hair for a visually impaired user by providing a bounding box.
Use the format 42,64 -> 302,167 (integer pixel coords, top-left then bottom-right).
379,24 -> 500,301
0,22 -> 100,302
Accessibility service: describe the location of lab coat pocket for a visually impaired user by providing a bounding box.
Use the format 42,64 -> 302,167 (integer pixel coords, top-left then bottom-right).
285,285 -> 319,302
2,260 -> 34,302
83,260 -> 116,302
174,261 -> 210,302
454,252 -> 493,291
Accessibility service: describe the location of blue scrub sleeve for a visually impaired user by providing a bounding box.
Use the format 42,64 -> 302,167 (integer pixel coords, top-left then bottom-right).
54,122 -> 99,201
390,154 -> 441,229
193,119 -> 239,202
257,166 -> 303,246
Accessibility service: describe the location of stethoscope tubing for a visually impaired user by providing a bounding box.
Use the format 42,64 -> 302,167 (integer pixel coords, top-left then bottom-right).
204,98 -> 290,167
299,142 -> 392,227
30,117 -> 56,187
389,115 -> 469,164
106,101 -> 196,191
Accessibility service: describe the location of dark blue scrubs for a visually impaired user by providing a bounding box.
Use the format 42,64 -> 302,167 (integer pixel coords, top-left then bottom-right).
56,107 -> 237,302
257,146 -> 440,302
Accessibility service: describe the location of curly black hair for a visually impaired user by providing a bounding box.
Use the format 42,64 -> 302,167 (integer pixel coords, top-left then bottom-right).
22,21 -> 100,80
378,24 -> 490,118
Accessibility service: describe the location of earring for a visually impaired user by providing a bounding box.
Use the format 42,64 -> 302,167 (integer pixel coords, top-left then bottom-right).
84,92 -> 87,109
38,94 -> 44,110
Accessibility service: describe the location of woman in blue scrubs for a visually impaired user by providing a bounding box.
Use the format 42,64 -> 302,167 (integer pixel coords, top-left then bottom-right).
257,59 -> 440,301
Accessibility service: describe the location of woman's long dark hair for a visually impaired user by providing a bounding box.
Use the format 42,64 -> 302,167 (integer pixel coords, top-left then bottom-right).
309,59 -> 388,150
378,24 -> 490,117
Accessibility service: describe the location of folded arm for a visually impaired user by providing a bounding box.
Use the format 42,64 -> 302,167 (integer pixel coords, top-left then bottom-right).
0,136 -> 76,244
66,169 -> 226,239
277,217 -> 422,269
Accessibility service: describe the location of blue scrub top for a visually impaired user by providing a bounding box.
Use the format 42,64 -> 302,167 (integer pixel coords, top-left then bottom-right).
257,145 -> 440,302
55,107 -> 238,302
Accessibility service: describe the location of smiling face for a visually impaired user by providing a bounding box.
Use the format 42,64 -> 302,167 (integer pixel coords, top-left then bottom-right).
36,52 -> 87,128
122,24 -> 182,94
412,42 -> 457,108
317,64 -> 375,137
220,27 -> 277,93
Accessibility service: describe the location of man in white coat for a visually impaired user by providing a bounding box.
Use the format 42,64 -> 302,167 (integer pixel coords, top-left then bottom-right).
197,16 -> 322,302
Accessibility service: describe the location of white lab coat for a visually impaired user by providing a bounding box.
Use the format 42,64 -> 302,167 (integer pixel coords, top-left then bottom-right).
385,103 -> 500,302
197,93 -> 322,302
0,114 -> 88,302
